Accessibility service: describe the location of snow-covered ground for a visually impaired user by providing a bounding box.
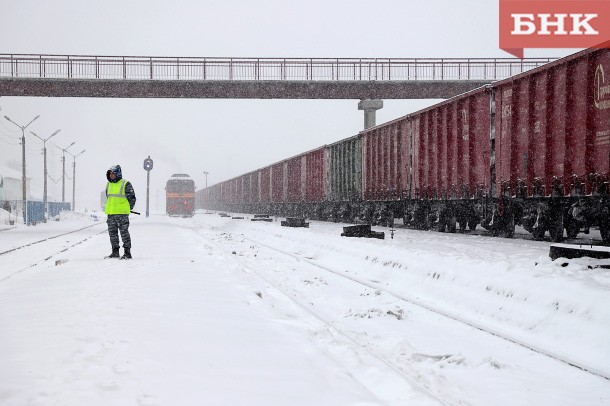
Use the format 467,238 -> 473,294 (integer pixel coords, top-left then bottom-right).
0,210 -> 609,405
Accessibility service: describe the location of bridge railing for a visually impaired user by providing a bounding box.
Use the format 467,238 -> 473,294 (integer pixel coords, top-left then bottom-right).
0,54 -> 554,81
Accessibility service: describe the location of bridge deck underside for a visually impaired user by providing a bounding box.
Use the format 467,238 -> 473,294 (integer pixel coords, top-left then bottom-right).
0,78 -> 491,99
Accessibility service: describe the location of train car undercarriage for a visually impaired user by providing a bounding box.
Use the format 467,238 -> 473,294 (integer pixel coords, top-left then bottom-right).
206,194 -> 610,245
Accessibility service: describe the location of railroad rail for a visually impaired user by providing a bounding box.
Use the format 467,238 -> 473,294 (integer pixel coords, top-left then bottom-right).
232,226 -> 610,382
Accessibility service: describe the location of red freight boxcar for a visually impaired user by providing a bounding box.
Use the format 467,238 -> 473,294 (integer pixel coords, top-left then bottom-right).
286,154 -> 303,203
198,182 -> 218,211
259,167 -> 271,204
435,87 -> 493,201
304,147 -> 326,203
251,171 -> 260,204
401,87 -> 492,232
199,44 -> 610,243
360,117 -> 410,226
271,162 -> 285,203
493,44 -> 610,241
242,172 -> 252,204
362,116 -> 410,202
229,178 -> 238,205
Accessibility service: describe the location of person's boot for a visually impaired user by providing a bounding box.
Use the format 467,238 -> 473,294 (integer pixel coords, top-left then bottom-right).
107,248 -> 120,258
121,248 -> 132,260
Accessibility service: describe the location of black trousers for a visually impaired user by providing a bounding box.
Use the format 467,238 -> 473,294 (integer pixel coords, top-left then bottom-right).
107,214 -> 131,249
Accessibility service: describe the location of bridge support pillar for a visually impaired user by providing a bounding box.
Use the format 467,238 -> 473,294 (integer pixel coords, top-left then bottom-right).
358,99 -> 383,129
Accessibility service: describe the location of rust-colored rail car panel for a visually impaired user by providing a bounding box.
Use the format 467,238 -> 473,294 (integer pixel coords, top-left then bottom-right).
466,89 -> 493,197
234,177 -> 243,204
271,162 -> 285,203
286,155 -> 303,203
304,147 -> 326,202
242,173 -> 252,203
412,87 -> 491,200
252,171 -> 260,204
204,185 -> 213,206
228,179 -> 236,204
220,181 -> 228,204
229,178 -> 237,204
413,106 -> 438,198
362,118 -> 410,201
260,167 -> 271,203
328,135 -> 362,202
411,116 -> 422,198
237,175 -> 246,204
494,47 -> 610,197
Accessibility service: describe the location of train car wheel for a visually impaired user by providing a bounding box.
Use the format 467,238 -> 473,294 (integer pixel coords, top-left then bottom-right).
566,221 -> 580,239
532,226 -> 546,240
549,212 -> 564,242
468,217 -> 478,232
458,220 -> 467,232
447,215 -> 457,233
600,222 -> 610,245
501,213 -> 515,238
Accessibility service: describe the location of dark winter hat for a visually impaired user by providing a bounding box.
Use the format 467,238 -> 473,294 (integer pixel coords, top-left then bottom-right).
106,165 -> 123,182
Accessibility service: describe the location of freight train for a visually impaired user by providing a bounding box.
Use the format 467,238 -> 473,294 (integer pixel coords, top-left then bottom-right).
197,44 -> 610,243
166,174 -> 195,217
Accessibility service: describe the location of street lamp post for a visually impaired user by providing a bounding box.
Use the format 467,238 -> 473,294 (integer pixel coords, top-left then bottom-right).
56,142 -> 75,203
203,171 -> 209,189
67,149 -> 86,211
30,129 -> 61,222
4,114 -> 40,224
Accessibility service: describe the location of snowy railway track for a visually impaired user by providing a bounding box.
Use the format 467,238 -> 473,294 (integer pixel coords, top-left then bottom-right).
236,233 -> 610,383
196,230 -> 456,406
0,223 -> 106,282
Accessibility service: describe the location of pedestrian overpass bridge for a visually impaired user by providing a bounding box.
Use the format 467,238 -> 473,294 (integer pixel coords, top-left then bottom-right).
0,53 -> 554,127
0,53 -> 554,99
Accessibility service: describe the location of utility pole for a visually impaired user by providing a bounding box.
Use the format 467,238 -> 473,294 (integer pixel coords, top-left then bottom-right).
4,114 -> 40,224
56,142 -> 75,203
203,171 -> 209,189
67,149 -> 86,211
30,129 -> 60,222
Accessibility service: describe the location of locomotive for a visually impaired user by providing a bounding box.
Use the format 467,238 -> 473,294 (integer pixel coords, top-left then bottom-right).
166,174 -> 195,217
198,44 -> 610,243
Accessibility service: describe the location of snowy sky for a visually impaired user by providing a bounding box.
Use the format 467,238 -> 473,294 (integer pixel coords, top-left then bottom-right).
0,0 -> 576,211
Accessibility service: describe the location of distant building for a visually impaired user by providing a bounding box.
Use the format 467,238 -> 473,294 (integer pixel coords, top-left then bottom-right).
0,165 -> 31,201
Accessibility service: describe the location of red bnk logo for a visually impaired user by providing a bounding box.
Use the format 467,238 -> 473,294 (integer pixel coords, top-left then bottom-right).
499,0 -> 610,58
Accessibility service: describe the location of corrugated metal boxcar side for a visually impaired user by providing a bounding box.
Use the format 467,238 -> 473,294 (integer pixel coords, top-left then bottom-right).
362,117 -> 411,201
286,154 -> 304,203
234,177 -> 243,205
494,46 -> 610,198
259,167 -> 271,203
242,172 -> 252,204
304,147 -> 326,202
271,162 -> 285,203
250,171 -> 260,204
221,180 -> 231,204
412,87 -> 491,200
327,135 -> 362,202
207,183 -> 218,207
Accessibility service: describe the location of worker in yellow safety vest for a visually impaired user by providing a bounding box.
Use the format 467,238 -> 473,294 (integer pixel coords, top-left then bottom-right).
104,165 -> 136,259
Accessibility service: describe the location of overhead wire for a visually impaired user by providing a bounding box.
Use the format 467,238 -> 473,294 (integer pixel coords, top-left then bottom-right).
26,145 -> 42,154
0,136 -> 19,146
0,129 -> 20,145
0,128 -> 20,140
0,119 -> 21,135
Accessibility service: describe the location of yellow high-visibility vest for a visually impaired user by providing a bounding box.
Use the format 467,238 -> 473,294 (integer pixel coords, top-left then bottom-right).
105,179 -> 130,214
